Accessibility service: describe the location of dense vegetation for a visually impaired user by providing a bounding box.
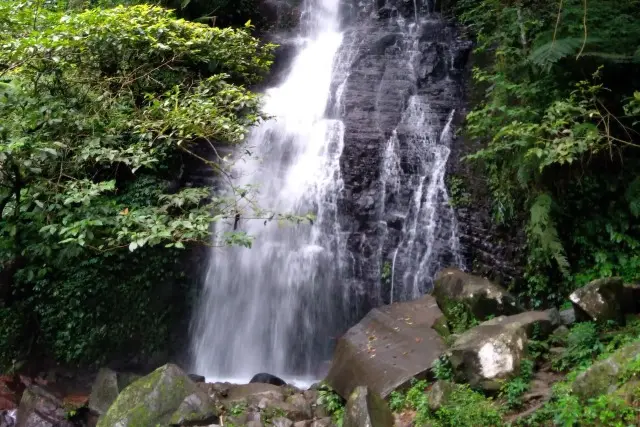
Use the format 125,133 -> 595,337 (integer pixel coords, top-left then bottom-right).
452,0 -> 640,307
0,0 -> 272,369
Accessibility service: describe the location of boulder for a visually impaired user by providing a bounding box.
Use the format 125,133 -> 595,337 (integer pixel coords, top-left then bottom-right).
325,295 -> 447,399
88,368 -> 140,415
97,363 -> 219,427
310,419 -> 333,427
250,373 -> 286,386
343,386 -> 393,427
432,268 -> 521,321
188,374 -> 206,384
559,308 -> 576,326
480,310 -> 560,340
572,341 -> 640,399
569,277 -> 625,323
0,410 -> 15,427
426,380 -> 455,411
16,385 -> 74,427
449,322 -> 528,391
169,392 -> 219,426
272,417 -> 294,427
222,383 -> 284,406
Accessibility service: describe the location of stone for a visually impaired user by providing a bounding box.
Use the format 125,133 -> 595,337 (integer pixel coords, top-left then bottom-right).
293,421 -> 310,427
259,400 -> 311,422
1,410 -> 16,427
97,363 -> 219,427
325,295 -> 447,399
16,385 -> 74,427
426,380 -> 455,411
572,341 -> 640,399
271,417 -> 294,427
222,383 -> 284,407
250,373 -> 286,387
310,419 -> 332,427
449,322 -> 528,391
432,268 -> 521,321
559,308 -> 576,326
246,421 -> 264,427
480,310 -> 560,340
169,392 -> 219,426
569,277 -> 625,323
188,374 -> 206,384
342,386 -> 393,427
88,368 -> 140,415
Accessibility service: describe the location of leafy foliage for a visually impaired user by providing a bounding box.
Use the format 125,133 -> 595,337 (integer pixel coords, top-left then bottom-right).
317,383 -> 345,427
0,0 -> 274,367
500,358 -> 534,409
456,0 -> 640,306
390,378 -> 503,426
552,322 -> 604,371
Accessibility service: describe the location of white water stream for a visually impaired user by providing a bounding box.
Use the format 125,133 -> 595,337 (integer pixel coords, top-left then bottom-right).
190,0 -> 346,381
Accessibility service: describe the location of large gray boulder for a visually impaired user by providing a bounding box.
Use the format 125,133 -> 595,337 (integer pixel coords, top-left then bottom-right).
97,364 -> 219,427
569,277 -> 625,323
325,295 -> 447,399
16,386 -> 74,427
88,368 -> 140,415
342,386 -> 393,427
480,310 -> 560,340
449,322 -> 528,391
572,341 -> 640,399
432,268 -> 521,321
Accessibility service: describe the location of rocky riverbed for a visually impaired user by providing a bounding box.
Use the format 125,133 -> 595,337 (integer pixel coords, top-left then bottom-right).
3,268 -> 640,427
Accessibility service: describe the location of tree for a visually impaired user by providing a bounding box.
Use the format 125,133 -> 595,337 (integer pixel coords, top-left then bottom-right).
0,1 -> 274,366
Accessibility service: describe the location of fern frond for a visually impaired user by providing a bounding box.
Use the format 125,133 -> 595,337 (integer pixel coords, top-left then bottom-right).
529,38 -> 585,70
529,193 -> 570,275
529,37 -> 605,69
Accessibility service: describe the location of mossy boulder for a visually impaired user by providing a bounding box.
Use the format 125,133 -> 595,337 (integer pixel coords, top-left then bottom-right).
571,341 -> 640,399
97,363 -> 219,427
343,386 -> 393,427
569,277 -> 625,323
432,268 -> 521,321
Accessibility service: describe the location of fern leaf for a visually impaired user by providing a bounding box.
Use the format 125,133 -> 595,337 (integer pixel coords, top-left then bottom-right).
529,38 -> 585,69
529,193 -> 570,275
529,37 -> 604,69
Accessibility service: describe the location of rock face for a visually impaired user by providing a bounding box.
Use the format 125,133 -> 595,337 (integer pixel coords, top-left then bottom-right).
572,341 -> 640,399
16,386 -> 73,427
97,364 -> 218,427
343,386 -> 393,427
432,268 -> 521,320
325,295 -> 447,399
449,322 -> 528,390
88,368 -> 140,415
334,0 -> 472,309
569,277 -> 625,323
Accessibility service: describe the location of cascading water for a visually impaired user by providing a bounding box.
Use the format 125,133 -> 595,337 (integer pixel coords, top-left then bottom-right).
190,0 -> 347,382
190,0 -> 470,382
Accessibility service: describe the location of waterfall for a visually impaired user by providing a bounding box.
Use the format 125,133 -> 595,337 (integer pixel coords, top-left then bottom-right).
190,0 -> 346,383
190,0 -> 469,383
